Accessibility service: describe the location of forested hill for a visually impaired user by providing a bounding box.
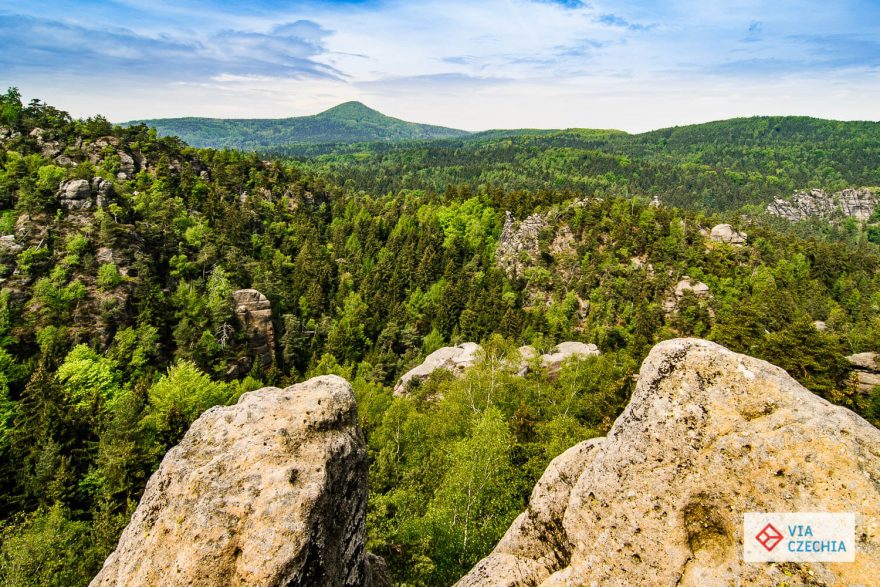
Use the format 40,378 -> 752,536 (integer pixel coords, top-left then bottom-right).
1,89 -> 880,586
125,101 -> 470,149
287,116 -> 880,211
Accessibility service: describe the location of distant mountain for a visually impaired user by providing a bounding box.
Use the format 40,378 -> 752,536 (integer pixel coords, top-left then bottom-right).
124,101 -> 470,149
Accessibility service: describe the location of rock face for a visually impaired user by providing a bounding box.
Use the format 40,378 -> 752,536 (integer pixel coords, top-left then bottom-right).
394,342 -> 482,395
58,179 -> 93,210
496,211 -> 548,279
708,223 -> 747,245
847,352 -> 880,394
458,339 -> 880,586
91,375 -> 385,587
232,289 -> 276,370
767,187 -> 879,223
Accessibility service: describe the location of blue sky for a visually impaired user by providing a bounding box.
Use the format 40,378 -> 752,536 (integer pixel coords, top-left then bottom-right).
1,0 -> 878,131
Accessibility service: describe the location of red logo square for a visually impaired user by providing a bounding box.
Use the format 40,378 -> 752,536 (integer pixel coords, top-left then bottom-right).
755,523 -> 783,552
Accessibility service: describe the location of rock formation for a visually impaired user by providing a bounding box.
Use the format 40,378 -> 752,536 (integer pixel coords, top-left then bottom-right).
847,351 -> 880,394
58,179 -> 93,211
232,289 -> 276,370
396,342 -> 602,393
496,211 -> 547,279
458,338 -> 880,586
663,277 -> 711,313
538,341 -> 600,374
91,375 -> 387,587
394,342 -> 481,395
708,223 -> 747,245
767,187 -> 879,223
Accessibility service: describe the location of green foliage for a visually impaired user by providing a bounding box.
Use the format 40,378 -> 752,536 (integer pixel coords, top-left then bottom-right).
96,264 -> 122,290
141,361 -> 237,447
0,505 -> 100,587
56,344 -> 122,412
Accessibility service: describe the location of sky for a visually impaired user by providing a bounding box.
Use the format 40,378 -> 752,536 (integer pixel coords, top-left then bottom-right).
0,0 -> 878,132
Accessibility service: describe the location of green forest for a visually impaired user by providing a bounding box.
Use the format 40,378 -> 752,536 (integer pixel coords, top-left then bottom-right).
1,88 -> 879,585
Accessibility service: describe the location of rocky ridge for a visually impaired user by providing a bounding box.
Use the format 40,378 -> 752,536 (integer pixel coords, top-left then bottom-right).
458,338 -> 880,586
90,375 -> 387,587
767,187 -> 879,223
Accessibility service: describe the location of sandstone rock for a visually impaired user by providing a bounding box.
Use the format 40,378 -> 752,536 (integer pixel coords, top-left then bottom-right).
58,179 -> 93,211
516,345 -> 538,376
496,211 -> 547,279
459,339 -> 880,586
394,342 -> 482,395
0,235 -> 21,259
92,177 -> 115,207
767,187 -> 879,223
539,341 -> 599,374
847,351 -> 880,394
708,223 -> 747,245
232,289 -> 276,370
91,375 -> 384,587
664,277 -> 711,313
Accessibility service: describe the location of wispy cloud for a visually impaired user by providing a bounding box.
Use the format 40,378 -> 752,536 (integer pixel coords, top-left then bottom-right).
0,14 -> 340,80
0,0 -> 878,130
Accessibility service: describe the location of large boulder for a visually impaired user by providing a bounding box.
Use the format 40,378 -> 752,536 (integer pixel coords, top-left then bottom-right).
394,343 -> 481,396
90,375 -> 385,587
458,339 -> 880,586
708,223 -> 747,245
232,289 -> 276,370
539,341 -> 600,374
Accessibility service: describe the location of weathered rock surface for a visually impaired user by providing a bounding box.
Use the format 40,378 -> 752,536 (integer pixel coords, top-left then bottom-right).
91,375 -> 385,587
767,187 -> 879,223
394,342 -> 481,395
58,178 -> 93,210
496,211 -> 548,279
708,223 -> 747,245
663,277 -> 711,313
847,351 -> 880,394
232,289 -> 276,370
458,338 -> 880,586
539,341 -> 600,373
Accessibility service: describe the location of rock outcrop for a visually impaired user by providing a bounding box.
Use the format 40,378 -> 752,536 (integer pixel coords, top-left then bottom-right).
708,223 -> 747,245
496,211 -> 547,279
91,375 -> 386,587
663,277 -> 711,313
458,339 -> 880,586
397,341 -> 602,393
539,341 -> 600,374
394,342 -> 481,395
767,187 -> 879,223
232,289 -> 276,370
847,351 -> 880,394
58,179 -> 93,211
